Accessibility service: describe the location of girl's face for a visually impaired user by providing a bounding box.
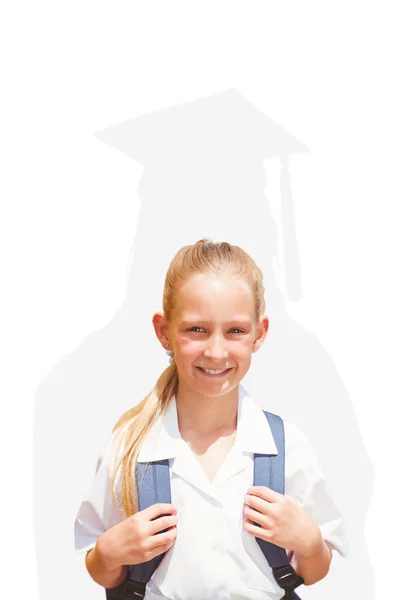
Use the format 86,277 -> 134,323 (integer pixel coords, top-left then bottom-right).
166,272 -> 268,399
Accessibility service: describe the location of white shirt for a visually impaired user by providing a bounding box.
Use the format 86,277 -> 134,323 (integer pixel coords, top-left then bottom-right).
74,384 -> 348,600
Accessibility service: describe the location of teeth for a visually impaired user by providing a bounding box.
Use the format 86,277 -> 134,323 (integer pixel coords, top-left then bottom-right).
202,368 -> 228,375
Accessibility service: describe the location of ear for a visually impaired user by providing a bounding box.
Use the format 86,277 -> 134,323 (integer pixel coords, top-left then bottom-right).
152,312 -> 172,351
252,315 -> 269,353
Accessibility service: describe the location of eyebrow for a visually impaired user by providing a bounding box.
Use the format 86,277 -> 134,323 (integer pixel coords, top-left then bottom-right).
180,319 -> 253,327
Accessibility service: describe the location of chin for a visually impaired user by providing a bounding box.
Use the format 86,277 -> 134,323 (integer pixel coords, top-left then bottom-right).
194,374 -> 241,396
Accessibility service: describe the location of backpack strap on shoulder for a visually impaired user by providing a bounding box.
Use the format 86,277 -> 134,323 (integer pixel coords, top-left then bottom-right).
253,411 -> 304,600
106,413 -> 304,599
105,459 -> 171,600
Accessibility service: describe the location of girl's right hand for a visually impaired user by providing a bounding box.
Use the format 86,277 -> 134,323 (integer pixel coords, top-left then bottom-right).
97,503 -> 178,570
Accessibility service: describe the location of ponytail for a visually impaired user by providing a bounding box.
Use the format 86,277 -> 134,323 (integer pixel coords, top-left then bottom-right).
110,361 -> 178,516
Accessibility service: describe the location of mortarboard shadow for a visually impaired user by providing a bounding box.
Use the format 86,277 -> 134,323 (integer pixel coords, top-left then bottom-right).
33,89 -> 374,600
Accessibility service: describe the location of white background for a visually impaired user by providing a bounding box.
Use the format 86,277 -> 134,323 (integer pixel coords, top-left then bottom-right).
1,1 -> 399,598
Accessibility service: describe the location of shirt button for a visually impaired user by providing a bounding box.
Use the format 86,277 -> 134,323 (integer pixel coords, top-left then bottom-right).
211,539 -> 219,549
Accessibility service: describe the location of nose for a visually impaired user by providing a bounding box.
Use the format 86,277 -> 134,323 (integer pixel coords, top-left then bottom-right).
203,334 -> 229,361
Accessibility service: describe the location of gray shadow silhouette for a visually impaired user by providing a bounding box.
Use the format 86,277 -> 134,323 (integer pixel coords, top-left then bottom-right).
33,89 -> 374,600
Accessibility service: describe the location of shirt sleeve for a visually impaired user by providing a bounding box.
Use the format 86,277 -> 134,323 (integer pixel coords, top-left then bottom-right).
284,421 -> 349,558
74,435 -> 126,554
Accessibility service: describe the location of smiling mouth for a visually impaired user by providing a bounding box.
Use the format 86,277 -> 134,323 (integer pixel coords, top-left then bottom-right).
196,367 -> 233,377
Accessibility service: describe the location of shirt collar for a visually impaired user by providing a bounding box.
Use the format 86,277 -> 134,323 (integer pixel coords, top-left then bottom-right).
235,384 -> 278,455
137,383 -> 278,463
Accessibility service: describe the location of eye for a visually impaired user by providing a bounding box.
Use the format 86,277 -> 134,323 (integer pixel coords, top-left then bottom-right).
188,326 -> 245,334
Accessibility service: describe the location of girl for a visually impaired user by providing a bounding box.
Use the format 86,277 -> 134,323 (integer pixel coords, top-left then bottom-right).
74,238 -> 347,600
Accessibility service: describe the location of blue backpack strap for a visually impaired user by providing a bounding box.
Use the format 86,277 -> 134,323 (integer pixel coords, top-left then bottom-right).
106,413 -> 304,599
105,459 -> 171,600
253,411 -> 304,600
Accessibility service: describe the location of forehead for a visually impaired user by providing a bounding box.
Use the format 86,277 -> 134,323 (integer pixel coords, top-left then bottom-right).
174,272 -> 255,318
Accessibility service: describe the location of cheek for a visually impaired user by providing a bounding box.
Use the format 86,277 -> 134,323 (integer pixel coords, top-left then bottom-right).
176,338 -> 201,358
237,340 -> 254,355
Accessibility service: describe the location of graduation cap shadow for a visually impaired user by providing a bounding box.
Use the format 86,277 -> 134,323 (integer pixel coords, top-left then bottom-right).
33,90 -> 374,600
96,88 -> 304,305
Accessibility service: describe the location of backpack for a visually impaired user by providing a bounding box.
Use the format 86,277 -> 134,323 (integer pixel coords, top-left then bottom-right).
105,411 -> 304,600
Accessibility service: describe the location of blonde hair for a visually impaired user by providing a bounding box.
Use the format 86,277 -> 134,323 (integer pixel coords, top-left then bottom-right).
110,238 -> 265,516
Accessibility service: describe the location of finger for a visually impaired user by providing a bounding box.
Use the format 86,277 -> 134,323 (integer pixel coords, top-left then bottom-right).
244,505 -> 270,528
146,537 -> 177,561
247,486 -> 282,503
245,493 -> 272,515
149,525 -> 177,550
143,503 -> 177,520
149,514 -> 178,536
243,519 -> 275,542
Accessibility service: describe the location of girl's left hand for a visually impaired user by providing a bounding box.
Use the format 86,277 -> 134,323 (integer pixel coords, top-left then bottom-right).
243,486 -> 322,558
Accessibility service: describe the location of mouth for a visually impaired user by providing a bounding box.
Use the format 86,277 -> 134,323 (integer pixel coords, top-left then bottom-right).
196,367 -> 233,378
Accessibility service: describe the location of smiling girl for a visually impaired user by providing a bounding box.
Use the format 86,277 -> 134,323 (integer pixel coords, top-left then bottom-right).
74,238 -> 347,600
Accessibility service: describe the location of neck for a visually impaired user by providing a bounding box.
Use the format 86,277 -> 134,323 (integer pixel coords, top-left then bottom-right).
175,384 -> 239,435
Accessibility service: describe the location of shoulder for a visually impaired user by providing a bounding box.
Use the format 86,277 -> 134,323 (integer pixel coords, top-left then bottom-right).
95,414 -> 135,477
282,420 -> 325,483
283,420 -> 313,450
108,403 -> 144,460
264,412 -> 317,456
93,430 -> 120,476
261,411 -> 324,480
